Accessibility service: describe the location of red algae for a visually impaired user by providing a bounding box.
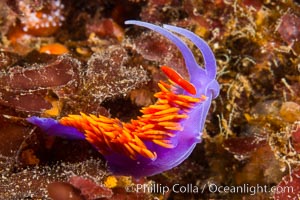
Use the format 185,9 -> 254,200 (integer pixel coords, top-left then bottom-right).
292,122 -> 300,153
48,182 -> 83,200
0,116 -> 28,159
84,45 -> 149,103
274,167 -> 300,200
277,13 -> 300,45
0,54 -> 81,113
0,158 -> 108,199
86,18 -> 124,41
69,176 -> 113,200
224,136 -> 267,157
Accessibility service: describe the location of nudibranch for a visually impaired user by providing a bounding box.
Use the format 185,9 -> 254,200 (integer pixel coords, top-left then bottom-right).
27,20 -> 220,178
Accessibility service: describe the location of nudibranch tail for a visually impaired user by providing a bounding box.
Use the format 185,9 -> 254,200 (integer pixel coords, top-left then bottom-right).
27,116 -> 85,140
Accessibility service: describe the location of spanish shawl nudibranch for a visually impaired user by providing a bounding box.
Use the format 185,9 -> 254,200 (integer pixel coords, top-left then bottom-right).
27,20 -> 220,178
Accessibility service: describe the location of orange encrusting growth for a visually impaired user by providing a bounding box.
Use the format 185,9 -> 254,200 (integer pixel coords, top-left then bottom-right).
60,80 -> 206,161
39,43 -> 69,55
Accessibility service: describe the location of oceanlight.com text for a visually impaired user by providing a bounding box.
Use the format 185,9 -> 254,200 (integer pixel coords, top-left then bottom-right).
125,183 -> 293,196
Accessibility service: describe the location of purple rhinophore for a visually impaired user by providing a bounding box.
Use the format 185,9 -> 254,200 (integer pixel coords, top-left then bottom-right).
125,20 -> 220,132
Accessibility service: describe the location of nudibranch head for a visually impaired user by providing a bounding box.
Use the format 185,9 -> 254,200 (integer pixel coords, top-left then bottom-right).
27,20 -> 219,178
125,20 -> 220,136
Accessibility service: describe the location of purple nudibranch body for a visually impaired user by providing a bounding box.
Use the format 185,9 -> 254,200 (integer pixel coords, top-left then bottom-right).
27,20 -> 220,178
